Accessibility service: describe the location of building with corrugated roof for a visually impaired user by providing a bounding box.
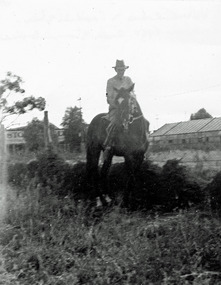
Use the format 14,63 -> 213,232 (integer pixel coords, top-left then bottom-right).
149,117 -> 221,151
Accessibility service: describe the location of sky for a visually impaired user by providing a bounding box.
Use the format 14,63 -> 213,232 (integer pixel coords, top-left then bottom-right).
0,0 -> 221,131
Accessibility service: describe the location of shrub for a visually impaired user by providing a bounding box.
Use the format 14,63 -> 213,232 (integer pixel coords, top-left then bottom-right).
7,162 -> 27,189
107,161 -> 161,210
206,171 -> 221,215
156,159 -> 204,211
61,162 -> 89,200
107,159 -> 204,212
36,149 -> 66,185
8,154 -> 206,212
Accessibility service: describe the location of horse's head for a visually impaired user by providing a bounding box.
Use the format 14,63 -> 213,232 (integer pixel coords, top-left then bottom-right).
113,84 -> 143,128
114,83 -> 135,102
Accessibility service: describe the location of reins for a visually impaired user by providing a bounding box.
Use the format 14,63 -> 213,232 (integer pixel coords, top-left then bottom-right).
128,114 -> 143,124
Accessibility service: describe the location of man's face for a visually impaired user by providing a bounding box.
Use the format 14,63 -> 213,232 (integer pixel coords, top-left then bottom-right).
115,68 -> 126,78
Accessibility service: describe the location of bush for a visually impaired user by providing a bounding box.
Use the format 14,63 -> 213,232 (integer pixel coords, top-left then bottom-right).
7,149 -> 90,199
107,159 -> 204,212
36,149 -> 66,185
8,155 -> 206,212
206,171 -> 221,215
158,159 -> 204,211
7,162 -> 27,189
7,149 -> 70,196
61,162 -> 89,200
106,161 -> 161,210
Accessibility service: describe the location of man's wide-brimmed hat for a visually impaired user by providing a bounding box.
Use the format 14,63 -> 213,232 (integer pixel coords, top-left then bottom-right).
112,60 -> 129,69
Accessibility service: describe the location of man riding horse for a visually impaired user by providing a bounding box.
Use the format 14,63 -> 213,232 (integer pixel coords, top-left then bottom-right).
104,60 -> 137,151
86,59 -> 149,206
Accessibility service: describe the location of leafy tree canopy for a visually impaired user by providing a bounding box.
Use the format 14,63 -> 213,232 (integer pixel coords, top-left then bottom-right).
0,72 -> 46,124
190,108 -> 213,120
61,106 -> 85,152
23,118 -> 58,152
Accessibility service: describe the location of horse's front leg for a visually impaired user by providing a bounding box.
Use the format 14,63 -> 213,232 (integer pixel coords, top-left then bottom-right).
99,149 -> 113,205
123,153 -> 144,208
86,146 -> 102,201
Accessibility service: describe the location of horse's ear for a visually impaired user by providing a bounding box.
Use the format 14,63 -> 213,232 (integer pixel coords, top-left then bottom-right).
128,83 -> 135,92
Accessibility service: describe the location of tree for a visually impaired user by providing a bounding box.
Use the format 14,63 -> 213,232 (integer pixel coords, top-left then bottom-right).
61,106 -> 84,152
0,72 -> 46,125
190,108 -> 213,120
23,118 -> 58,152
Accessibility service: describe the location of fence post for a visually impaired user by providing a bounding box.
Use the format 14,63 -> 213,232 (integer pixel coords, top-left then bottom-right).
0,124 -> 6,183
0,124 -> 7,221
44,111 -> 52,150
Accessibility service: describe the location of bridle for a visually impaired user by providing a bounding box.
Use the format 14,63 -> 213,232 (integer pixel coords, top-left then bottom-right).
128,114 -> 143,124
117,93 -> 144,131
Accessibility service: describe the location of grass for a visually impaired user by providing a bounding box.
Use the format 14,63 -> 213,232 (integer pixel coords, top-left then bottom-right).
0,182 -> 221,285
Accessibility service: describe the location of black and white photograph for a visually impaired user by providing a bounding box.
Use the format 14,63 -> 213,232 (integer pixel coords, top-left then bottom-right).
1,0 -> 221,284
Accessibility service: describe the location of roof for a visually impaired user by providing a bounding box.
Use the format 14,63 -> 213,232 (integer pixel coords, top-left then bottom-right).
200,117 -> 221,132
6,126 -> 26,131
151,117 -> 221,137
7,122 -> 59,131
151,122 -> 178,136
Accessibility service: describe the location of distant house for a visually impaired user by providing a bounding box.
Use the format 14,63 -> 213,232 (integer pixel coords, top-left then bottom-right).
6,127 -> 26,154
149,117 -> 221,151
6,127 -> 65,154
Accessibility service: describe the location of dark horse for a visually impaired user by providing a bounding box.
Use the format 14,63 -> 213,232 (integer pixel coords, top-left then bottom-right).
86,84 -> 149,205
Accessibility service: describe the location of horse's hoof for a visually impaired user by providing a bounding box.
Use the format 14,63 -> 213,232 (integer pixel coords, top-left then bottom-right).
104,194 -> 112,204
96,197 -> 103,208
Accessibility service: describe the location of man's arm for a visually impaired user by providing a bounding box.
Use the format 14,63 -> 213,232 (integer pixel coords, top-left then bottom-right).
106,79 -> 117,107
126,77 -> 136,98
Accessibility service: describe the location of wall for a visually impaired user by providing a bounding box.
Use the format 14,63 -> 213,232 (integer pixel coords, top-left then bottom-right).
149,130 -> 221,151
147,149 -> 221,171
